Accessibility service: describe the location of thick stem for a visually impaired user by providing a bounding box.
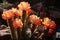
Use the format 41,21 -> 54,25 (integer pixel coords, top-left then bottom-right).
22,11 -> 29,40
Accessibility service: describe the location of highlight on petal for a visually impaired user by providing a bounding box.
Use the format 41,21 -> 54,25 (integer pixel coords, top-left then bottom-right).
42,17 -> 51,28
15,9 -> 22,16
42,17 -> 56,29
29,14 -> 42,26
13,18 -> 23,29
2,10 -> 14,20
29,14 -> 38,24
18,2 -> 31,10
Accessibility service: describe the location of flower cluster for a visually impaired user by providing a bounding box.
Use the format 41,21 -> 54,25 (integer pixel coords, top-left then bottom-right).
2,8 -> 22,20
29,14 -> 42,26
42,17 -> 56,35
29,15 -> 56,36
2,2 -> 32,29
2,2 -> 32,20
2,1 -> 56,40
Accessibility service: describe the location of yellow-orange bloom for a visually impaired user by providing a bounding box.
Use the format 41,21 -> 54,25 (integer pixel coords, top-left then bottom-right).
18,2 -> 31,10
29,14 -> 38,24
42,17 -> 51,28
42,17 -> 56,29
13,18 -> 23,29
29,14 -> 42,26
11,8 -> 22,16
2,10 -> 14,20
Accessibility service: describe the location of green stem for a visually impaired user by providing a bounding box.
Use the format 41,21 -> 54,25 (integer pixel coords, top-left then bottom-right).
8,19 -> 18,40
22,11 -> 29,40
17,28 -> 22,40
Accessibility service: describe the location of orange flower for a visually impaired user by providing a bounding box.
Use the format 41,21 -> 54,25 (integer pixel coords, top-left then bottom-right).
2,12 -> 7,20
34,18 -> 42,26
9,8 -> 23,16
2,8 -> 18,20
42,17 -> 51,28
48,29 -> 53,35
13,18 -> 23,29
2,10 -> 14,20
18,2 -> 31,10
15,9 -> 22,16
42,17 -> 56,29
10,8 -> 23,16
29,14 -> 42,26
26,8 -> 32,15
29,14 -> 38,24
11,8 -> 17,13
49,21 -> 56,29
